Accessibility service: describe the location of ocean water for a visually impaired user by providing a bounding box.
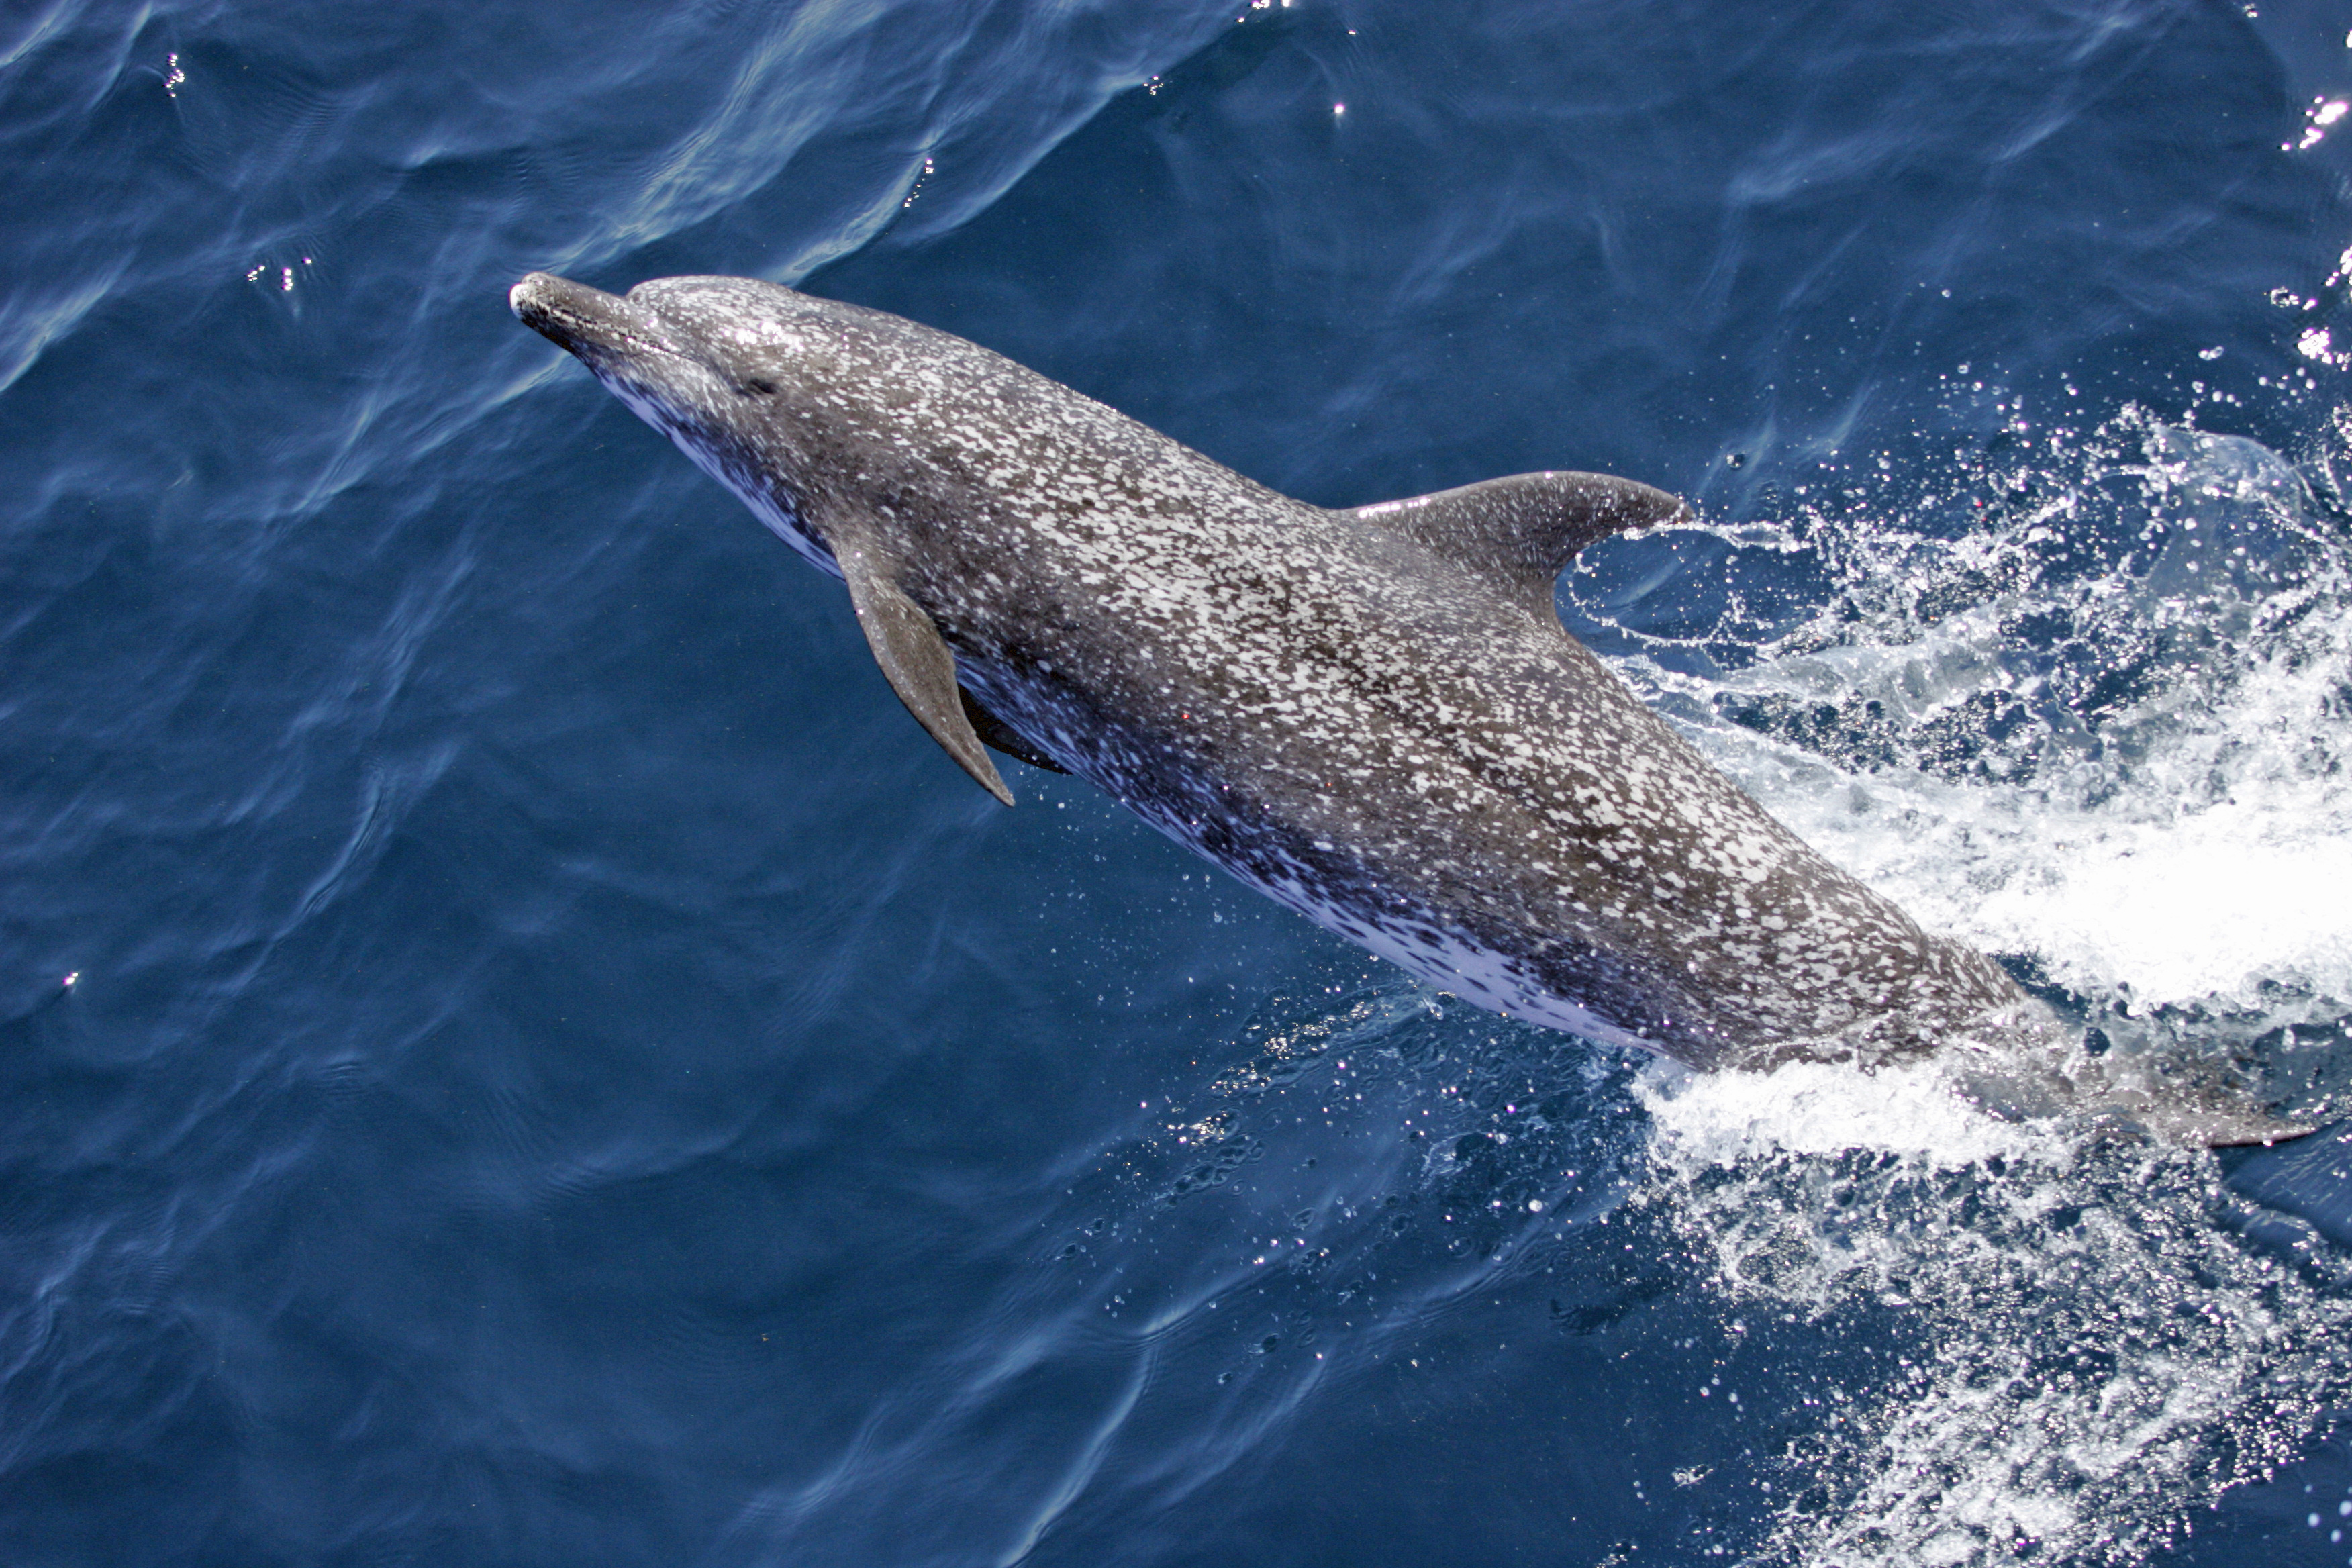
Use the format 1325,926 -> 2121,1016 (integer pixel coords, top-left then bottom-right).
9,0 -> 2352,1563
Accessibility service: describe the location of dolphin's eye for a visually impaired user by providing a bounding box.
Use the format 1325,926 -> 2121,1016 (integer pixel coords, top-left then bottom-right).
742,377 -> 779,397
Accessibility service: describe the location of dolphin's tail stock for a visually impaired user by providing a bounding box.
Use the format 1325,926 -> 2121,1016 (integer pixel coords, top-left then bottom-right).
1941,1010 -> 2320,1148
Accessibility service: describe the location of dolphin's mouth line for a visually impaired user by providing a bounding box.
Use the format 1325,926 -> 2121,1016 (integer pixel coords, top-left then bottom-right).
510,272 -> 681,363
533,302 -> 677,361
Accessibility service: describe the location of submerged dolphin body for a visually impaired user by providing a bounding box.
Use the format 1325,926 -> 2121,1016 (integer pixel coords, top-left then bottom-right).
511,271 -> 2308,1144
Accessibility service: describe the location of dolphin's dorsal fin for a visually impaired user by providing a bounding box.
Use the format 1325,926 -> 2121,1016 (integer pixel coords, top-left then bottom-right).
831,534 -> 1015,806
1344,471 -> 1689,609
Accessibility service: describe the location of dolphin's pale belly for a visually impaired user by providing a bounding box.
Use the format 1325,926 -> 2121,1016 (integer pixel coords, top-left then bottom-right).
1087,745 -> 1660,1052
1232,863 -> 1662,1053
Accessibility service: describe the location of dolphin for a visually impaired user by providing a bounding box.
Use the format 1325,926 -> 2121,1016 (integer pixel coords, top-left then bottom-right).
510,271 -> 2310,1146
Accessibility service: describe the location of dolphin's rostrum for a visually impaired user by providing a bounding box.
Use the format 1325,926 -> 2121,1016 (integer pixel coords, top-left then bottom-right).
511,271 -> 2308,1145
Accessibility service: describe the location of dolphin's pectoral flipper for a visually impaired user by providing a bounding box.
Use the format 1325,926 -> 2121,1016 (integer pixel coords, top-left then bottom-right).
832,538 -> 1016,807
1346,471 -> 1692,611
960,687 -> 1069,774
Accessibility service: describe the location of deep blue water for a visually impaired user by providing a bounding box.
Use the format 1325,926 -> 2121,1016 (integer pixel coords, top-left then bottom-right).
12,1 -> 2352,1563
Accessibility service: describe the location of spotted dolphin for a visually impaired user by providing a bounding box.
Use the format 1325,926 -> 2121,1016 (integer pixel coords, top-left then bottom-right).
509,271 -> 2308,1144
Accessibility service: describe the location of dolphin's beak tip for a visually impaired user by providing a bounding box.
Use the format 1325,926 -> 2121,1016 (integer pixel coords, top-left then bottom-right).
511,273 -> 666,366
510,271 -> 562,325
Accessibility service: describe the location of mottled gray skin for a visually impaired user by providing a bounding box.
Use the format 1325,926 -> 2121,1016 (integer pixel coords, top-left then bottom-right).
509,271 -> 2035,1073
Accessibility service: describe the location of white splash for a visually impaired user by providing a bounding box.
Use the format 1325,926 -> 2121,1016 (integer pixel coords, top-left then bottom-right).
1633,1053 -> 2069,1169
1585,397 -> 2352,1566
1620,409 -> 2352,1018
